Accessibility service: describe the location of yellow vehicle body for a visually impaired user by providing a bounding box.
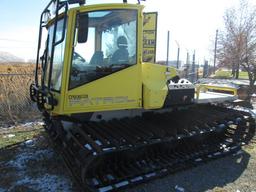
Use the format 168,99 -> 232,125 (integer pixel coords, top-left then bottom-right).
41,3 -> 178,116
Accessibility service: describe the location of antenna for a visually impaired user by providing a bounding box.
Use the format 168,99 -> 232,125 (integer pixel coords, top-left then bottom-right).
166,30 -> 170,66
137,0 -> 146,4
68,0 -> 85,5
123,0 -> 146,4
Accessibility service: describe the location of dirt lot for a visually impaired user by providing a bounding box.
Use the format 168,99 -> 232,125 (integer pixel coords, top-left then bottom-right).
0,122 -> 78,192
0,115 -> 256,192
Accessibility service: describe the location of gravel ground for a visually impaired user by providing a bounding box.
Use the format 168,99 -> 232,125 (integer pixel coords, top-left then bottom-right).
0,133 -> 77,192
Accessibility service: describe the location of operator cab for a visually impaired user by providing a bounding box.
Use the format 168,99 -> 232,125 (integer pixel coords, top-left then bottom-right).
30,0 -> 142,111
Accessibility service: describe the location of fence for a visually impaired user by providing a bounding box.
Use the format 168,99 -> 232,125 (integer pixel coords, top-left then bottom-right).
0,73 -> 40,125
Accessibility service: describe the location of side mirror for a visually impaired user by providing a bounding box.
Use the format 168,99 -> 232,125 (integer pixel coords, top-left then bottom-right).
42,10 -> 51,23
77,13 -> 89,43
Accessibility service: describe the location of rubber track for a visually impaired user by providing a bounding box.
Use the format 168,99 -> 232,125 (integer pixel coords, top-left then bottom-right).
44,105 -> 255,192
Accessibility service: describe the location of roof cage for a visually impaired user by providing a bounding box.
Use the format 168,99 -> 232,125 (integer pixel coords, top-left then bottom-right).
68,0 -> 85,5
122,0 -> 146,4
68,0 -> 146,5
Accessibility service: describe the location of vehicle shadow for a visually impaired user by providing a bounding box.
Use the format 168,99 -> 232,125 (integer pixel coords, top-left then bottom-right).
126,147 -> 251,192
126,112 -> 256,192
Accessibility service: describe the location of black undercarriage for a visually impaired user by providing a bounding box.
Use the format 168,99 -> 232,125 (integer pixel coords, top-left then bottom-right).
43,104 -> 255,192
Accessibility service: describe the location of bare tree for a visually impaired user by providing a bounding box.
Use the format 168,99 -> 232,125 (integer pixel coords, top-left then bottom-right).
217,0 -> 256,93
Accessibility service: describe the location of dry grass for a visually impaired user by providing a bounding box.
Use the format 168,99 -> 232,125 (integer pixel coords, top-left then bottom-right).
0,123 -> 44,149
0,63 -> 35,74
0,63 -> 40,125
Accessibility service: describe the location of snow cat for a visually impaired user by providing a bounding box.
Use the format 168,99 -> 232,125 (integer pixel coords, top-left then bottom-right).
30,0 -> 255,191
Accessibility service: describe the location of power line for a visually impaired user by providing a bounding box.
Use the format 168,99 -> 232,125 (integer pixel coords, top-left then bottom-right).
0,73 -> 34,76
0,46 -> 36,49
0,38 -> 34,43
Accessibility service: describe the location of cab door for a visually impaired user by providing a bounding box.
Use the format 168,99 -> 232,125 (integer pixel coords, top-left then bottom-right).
62,5 -> 143,114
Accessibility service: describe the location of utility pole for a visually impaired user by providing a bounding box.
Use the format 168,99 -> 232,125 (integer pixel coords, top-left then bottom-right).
203,60 -> 209,78
186,51 -> 190,65
192,50 -> 196,82
213,29 -> 218,74
185,50 -> 190,79
175,40 -> 180,69
166,30 -> 170,66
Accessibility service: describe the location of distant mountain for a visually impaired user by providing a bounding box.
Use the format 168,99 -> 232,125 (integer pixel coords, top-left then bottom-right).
0,51 -> 23,63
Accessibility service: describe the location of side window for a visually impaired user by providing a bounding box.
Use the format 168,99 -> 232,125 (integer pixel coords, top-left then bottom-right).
43,27 -> 53,87
51,19 -> 66,91
69,9 -> 138,89
44,18 -> 67,91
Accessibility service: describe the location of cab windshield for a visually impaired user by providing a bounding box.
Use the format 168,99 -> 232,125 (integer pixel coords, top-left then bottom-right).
70,9 -> 137,89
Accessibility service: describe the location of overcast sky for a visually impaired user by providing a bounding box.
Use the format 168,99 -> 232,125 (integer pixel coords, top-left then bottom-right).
0,0 -> 255,64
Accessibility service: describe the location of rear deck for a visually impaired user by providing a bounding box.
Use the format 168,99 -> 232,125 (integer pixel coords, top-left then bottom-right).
196,91 -> 238,103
